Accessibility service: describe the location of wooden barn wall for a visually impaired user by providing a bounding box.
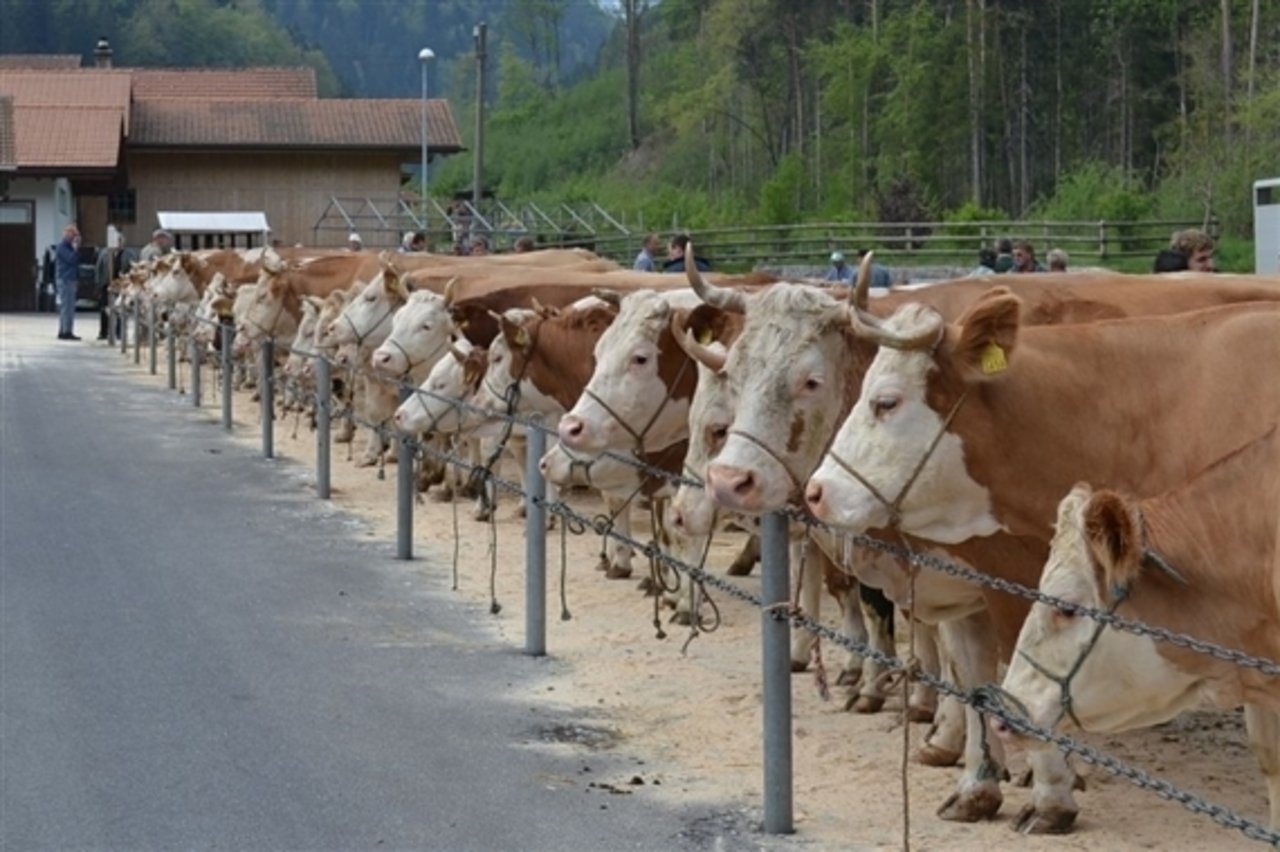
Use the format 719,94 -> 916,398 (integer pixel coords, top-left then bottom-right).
121,150 -> 407,248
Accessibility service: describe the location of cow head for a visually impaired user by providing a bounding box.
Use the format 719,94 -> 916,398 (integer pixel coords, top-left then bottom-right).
804,287 -> 1016,543
370,287 -> 454,379
557,290 -> 700,455
235,263 -> 298,356
995,485 -> 1200,742
394,339 -> 485,436
283,296 -> 326,383
329,264 -> 410,365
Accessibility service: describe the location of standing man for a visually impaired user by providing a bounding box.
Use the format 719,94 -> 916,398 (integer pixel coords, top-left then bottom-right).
633,233 -> 661,272
662,234 -> 710,273
824,251 -> 854,284
94,232 -> 135,340
139,228 -> 172,262
1170,228 -> 1216,272
347,232 -> 364,251
1011,240 -> 1045,273
55,224 -> 81,341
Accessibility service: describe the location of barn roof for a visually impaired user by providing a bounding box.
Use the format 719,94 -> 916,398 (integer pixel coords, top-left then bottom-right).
0,54 -> 82,70
132,67 -> 317,100
130,98 -> 462,152
0,70 -> 129,169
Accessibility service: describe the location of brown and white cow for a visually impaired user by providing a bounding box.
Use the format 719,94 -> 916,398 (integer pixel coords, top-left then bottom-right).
805,294 -> 1280,829
996,424 -> 1280,829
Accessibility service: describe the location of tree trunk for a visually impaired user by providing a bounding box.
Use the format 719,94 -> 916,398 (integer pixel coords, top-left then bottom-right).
1246,0 -> 1259,152
1018,24 -> 1029,214
966,0 -> 983,206
624,0 -> 643,150
1221,0 -> 1233,147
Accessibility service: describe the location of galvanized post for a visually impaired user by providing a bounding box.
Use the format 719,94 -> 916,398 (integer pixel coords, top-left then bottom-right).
133,302 -> 141,365
316,356 -> 331,499
166,326 -> 176,390
107,303 -> 117,347
148,302 -> 158,375
121,304 -> 128,355
220,322 -> 233,431
260,338 -> 274,459
524,420 -> 547,656
190,338 -> 202,408
760,511 -> 794,834
396,384 -> 414,560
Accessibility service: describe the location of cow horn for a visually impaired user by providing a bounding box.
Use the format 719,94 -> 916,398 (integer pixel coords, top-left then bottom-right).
848,306 -> 941,352
591,288 -> 623,307
670,309 -> 727,372
442,276 -> 458,306
850,251 -> 874,309
685,243 -> 747,313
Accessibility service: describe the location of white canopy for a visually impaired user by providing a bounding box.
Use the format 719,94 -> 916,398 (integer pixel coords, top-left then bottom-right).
157,211 -> 271,233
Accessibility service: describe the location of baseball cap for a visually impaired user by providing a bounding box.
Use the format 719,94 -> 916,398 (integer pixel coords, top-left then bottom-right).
830,251 -> 845,263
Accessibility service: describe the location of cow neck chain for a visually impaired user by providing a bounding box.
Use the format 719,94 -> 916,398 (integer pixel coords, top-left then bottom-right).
342,299 -> 397,351
245,285 -> 290,343
385,333 -> 450,382
468,326 -> 540,502
581,352 -> 694,460
821,388 -> 970,532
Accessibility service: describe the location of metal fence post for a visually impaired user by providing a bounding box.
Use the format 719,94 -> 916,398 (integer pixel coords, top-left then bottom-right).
396,384 -> 414,560
107,303 -> 117,347
148,302 -> 158,375
221,322 -> 233,431
524,420 -> 547,657
316,356 -> 331,499
133,302 -> 141,365
260,338 -> 274,459
760,511 -> 794,834
166,326 -> 176,390
190,338 -> 202,408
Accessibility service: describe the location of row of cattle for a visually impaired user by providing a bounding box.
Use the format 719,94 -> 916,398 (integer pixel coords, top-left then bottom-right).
113,245 -> 1280,838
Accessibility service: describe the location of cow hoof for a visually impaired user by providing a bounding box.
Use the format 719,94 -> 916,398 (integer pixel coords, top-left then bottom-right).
914,744 -> 962,768
937,785 -> 1002,823
669,610 -> 693,627
790,659 -> 809,673
472,508 -> 493,522
517,504 -> 527,519
636,577 -> 659,596
836,667 -> 863,689
849,694 -> 885,714
726,556 -> 756,576
1013,803 -> 1077,835
907,705 -> 936,724
605,564 -> 633,580
459,482 -> 482,500
355,456 -> 378,468
428,487 -> 454,503
595,555 -> 610,572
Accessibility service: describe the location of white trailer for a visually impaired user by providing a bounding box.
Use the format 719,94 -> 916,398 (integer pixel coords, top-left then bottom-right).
1255,177 -> 1280,274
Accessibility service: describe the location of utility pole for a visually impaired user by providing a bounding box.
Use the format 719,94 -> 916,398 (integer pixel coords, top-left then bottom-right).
473,22 -> 487,213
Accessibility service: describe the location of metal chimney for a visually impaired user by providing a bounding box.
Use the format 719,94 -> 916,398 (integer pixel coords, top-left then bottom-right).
94,36 -> 112,68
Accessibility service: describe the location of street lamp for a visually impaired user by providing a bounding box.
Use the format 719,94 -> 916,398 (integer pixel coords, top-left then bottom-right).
418,47 -> 435,231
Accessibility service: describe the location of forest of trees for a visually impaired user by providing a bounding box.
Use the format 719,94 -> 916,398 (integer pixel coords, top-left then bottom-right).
3,0 -> 1278,253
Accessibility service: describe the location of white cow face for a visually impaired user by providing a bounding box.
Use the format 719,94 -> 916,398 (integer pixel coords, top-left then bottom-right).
704,285 -> 851,514
669,351 -> 735,537
999,485 -> 1200,738
283,298 -> 323,383
394,339 -> 480,436
235,266 -> 299,353
804,303 -> 1002,544
370,290 -> 454,379
328,268 -> 404,359
557,290 -> 700,455
147,255 -> 199,305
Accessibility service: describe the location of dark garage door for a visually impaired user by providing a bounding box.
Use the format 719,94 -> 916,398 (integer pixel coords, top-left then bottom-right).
0,201 -> 37,312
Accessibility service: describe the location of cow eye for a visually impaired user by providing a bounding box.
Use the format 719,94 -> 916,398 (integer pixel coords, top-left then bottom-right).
802,377 -> 822,392
633,353 -> 649,366
707,424 -> 728,446
1054,605 -> 1080,621
422,323 -> 431,331
871,396 -> 900,418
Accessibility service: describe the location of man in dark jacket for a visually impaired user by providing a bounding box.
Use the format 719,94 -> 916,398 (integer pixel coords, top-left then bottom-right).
55,224 -> 81,340
662,233 -> 711,273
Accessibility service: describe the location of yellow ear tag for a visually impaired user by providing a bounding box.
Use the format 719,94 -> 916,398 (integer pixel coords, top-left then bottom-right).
697,327 -> 714,345
980,342 -> 1008,375
514,327 -> 530,348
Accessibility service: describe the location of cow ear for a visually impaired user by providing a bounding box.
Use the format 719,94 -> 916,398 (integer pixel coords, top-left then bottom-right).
210,296 -> 233,315
1082,490 -> 1142,603
502,314 -> 531,351
950,287 -> 1021,380
384,268 -> 408,301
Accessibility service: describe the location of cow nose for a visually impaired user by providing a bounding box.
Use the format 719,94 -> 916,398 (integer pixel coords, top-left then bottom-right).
804,480 -> 827,518
669,505 -> 686,531
393,411 -> 406,431
989,716 -> 1013,742
374,350 -> 391,368
706,464 -> 760,511
558,415 -> 585,446
538,456 -> 551,476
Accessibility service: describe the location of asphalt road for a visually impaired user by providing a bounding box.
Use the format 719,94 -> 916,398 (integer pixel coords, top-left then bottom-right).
0,314 -> 762,851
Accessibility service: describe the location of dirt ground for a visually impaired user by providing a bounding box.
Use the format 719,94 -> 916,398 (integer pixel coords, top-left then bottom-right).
119,347 -> 1268,851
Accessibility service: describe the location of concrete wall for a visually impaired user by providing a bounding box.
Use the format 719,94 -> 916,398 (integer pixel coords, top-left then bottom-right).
124,150 -> 408,249
7,177 -> 76,260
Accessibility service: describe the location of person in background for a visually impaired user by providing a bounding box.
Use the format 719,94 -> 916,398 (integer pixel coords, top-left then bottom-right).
993,237 -> 1015,273
633,233 -> 661,271
409,231 -> 427,252
1046,248 -> 1069,272
1169,228 -> 1216,272
347,232 -> 363,251
1011,240 -> 1045,273
139,228 -> 173,262
856,248 -> 893,288
1153,248 -> 1190,273
663,233 -> 711,273
824,251 -> 854,284
513,235 -> 536,253
94,231 -> 136,340
469,235 -> 489,256
971,247 -> 997,276
399,231 -> 416,253
55,224 -> 81,341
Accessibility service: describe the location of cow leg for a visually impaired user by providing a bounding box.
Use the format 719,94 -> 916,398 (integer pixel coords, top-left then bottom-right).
1244,704 -> 1280,830
908,621 -> 940,724
1011,747 -> 1080,834
790,537 -> 821,672
605,497 -> 633,579
726,532 -> 759,576
936,611 -> 1005,822
916,630 -> 964,766
666,530 -> 701,626
849,586 -> 895,713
